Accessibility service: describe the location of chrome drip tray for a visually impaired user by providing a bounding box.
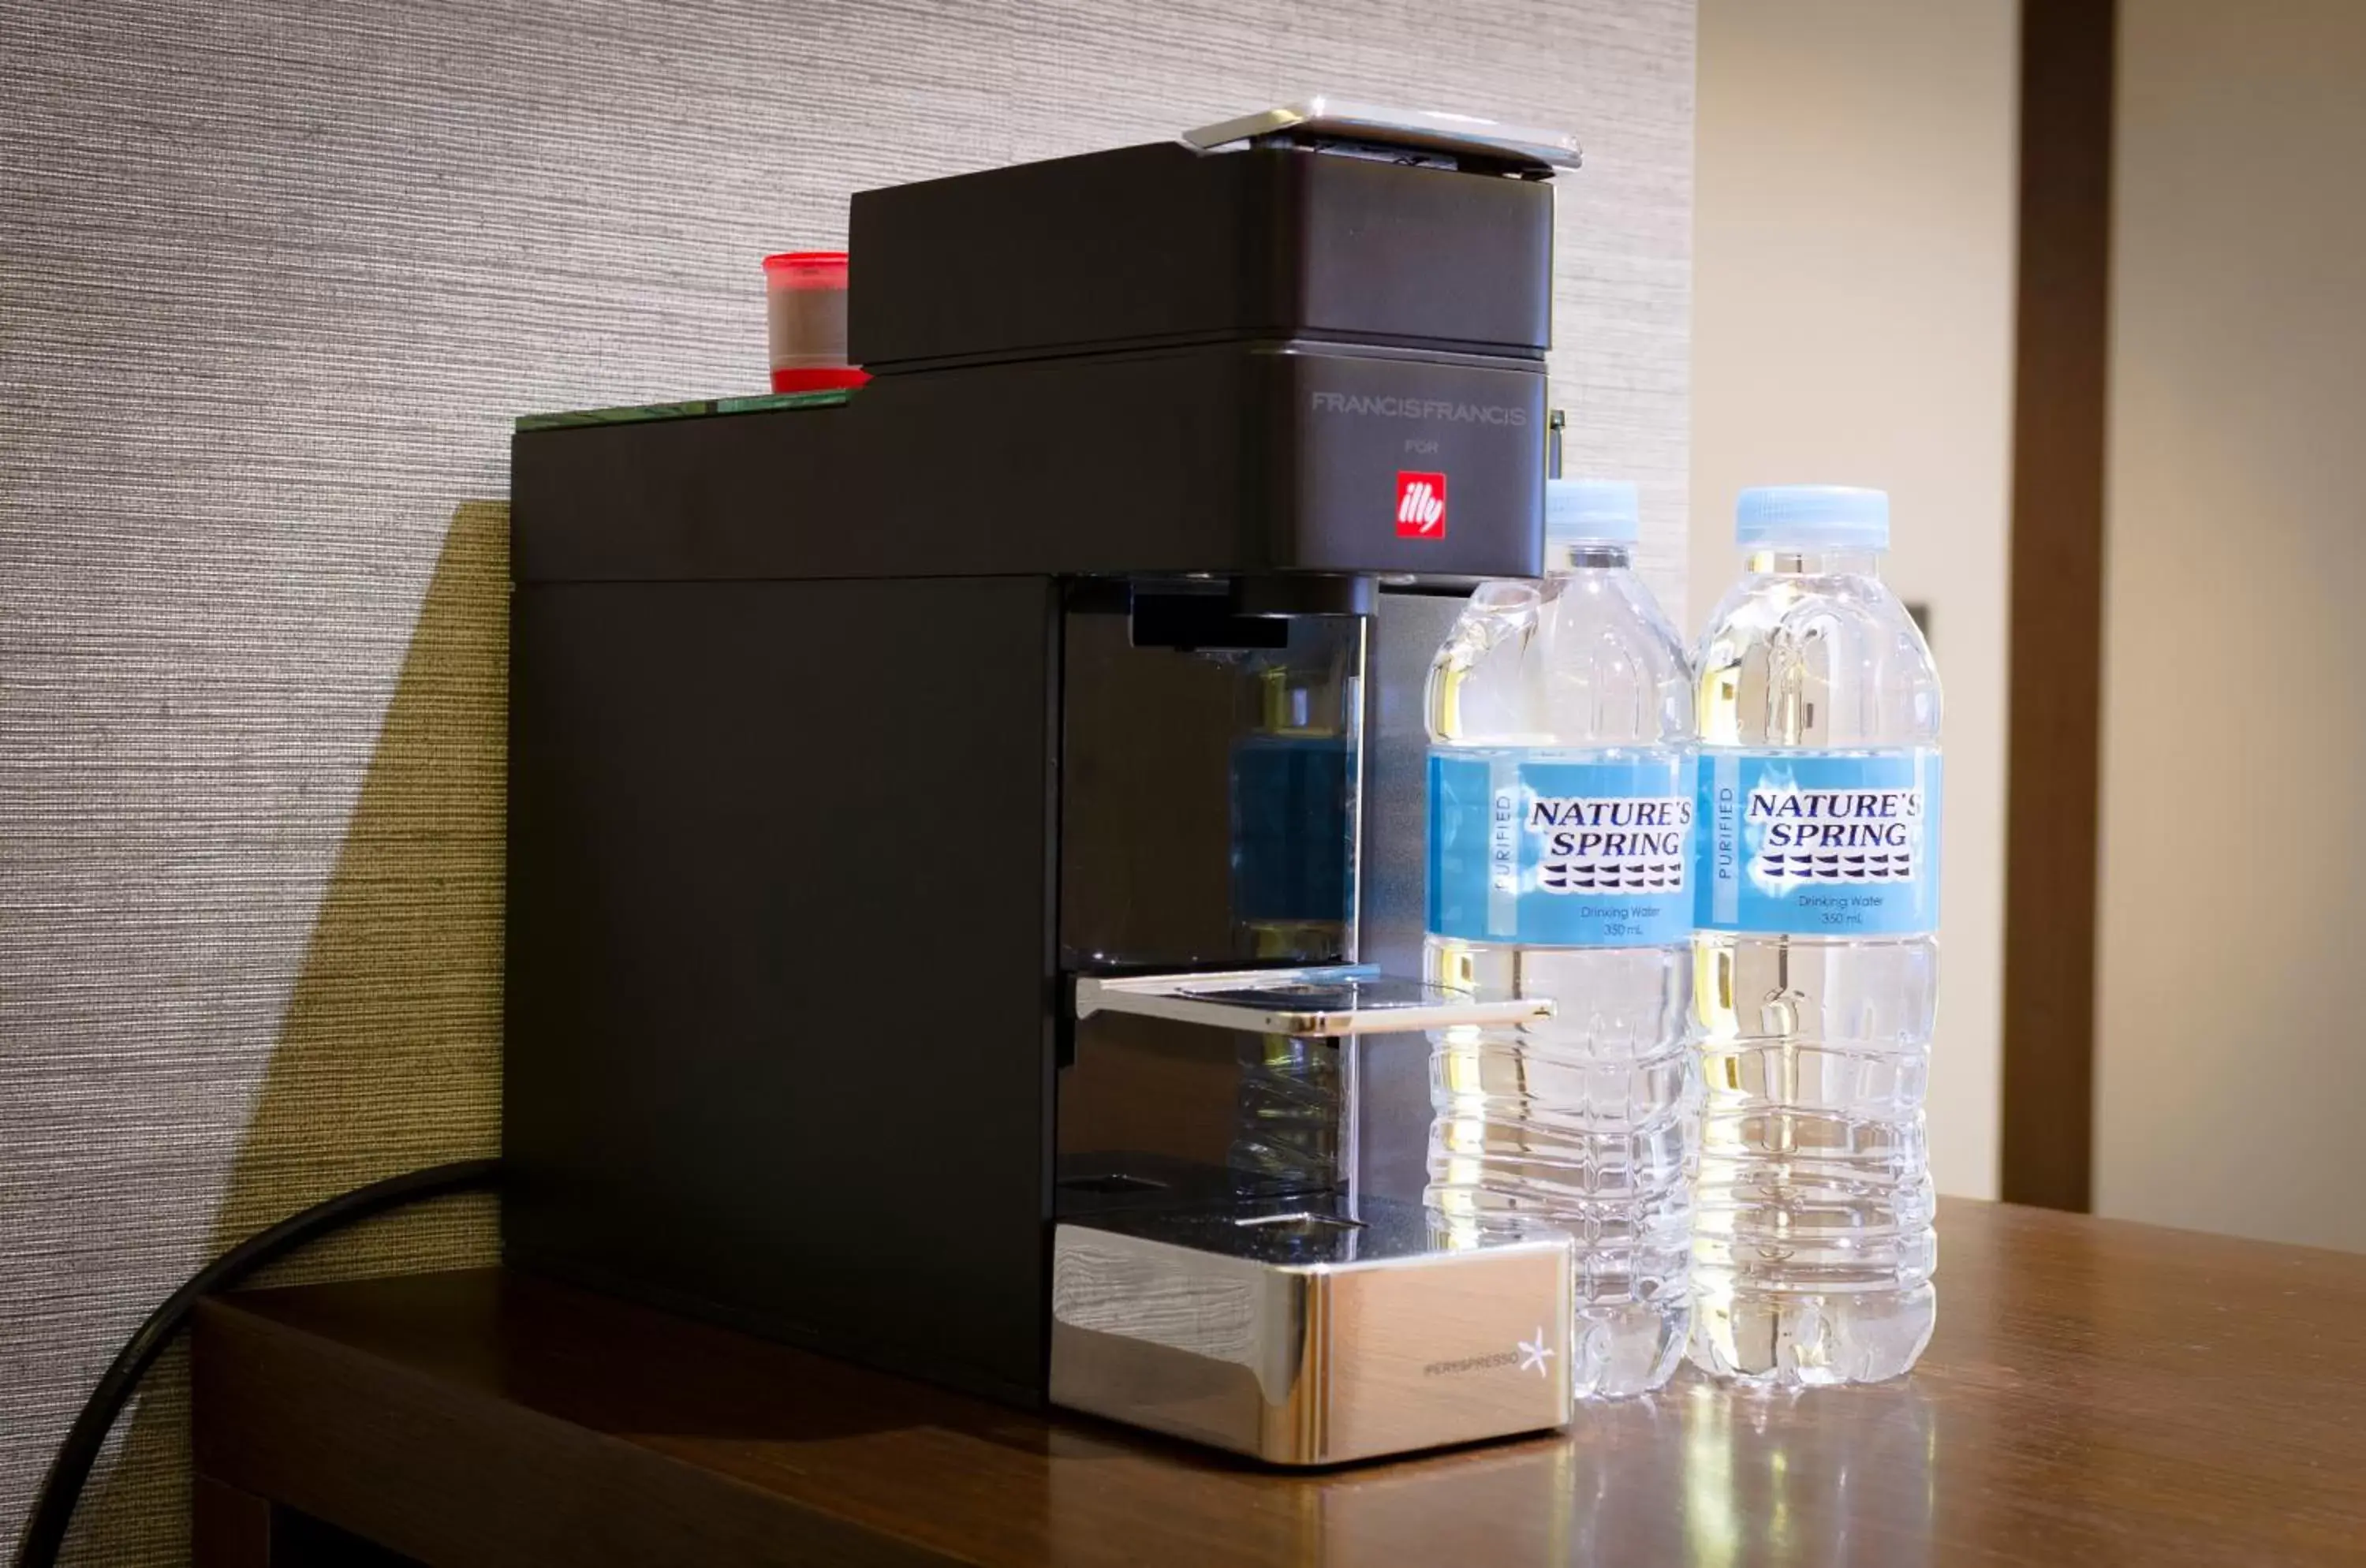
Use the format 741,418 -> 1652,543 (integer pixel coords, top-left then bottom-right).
1050,1195 -> 1572,1465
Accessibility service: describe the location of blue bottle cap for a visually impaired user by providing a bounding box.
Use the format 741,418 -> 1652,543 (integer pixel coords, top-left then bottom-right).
1735,485 -> 1890,550
1545,478 -> 1640,545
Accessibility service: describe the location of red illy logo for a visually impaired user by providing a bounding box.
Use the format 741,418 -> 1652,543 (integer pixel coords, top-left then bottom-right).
1396,471 -> 1446,538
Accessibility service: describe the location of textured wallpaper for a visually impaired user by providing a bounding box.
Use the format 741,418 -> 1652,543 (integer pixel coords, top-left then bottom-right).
0,0 -> 1693,1559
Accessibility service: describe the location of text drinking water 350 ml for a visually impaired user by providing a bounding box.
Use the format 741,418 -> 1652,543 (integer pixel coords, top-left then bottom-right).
1424,479 -> 1699,1399
1692,485 -> 1942,1386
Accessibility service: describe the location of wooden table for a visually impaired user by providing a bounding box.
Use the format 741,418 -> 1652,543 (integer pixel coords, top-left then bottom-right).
190,1198 -> 2366,1566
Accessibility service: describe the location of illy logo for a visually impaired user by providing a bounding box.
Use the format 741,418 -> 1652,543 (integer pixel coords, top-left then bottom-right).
1396,471 -> 1446,538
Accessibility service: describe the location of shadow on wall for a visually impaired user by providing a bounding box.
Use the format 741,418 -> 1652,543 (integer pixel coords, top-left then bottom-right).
65,502 -> 510,1566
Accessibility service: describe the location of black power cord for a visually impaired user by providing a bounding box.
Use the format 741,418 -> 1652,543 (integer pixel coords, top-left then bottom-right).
12,1157 -> 502,1568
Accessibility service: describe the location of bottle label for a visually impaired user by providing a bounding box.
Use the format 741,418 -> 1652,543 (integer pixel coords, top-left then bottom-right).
1696,749 -> 1943,934
1427,751 -> 1694,946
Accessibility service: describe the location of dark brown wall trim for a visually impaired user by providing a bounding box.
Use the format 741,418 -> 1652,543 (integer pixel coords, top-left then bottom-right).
2001,0 -> 2116,1211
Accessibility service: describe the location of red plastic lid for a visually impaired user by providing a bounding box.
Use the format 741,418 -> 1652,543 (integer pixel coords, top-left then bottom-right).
771,367 -> 870,394
762,251 -> 849,289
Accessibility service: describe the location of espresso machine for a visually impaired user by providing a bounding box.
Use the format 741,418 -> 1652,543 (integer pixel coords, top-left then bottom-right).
503,105 -> 1580,1465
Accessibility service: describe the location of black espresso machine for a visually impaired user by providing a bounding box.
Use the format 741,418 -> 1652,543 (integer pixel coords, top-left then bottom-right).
504,104 -> 1582,1465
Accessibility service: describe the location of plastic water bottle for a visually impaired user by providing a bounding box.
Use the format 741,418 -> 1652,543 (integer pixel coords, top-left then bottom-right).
1424,479 -> 1699,1398
1691,486 -> 1942,1386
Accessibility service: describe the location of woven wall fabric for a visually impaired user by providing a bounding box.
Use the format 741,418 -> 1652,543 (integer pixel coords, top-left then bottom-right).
0,2 -> 1692,1559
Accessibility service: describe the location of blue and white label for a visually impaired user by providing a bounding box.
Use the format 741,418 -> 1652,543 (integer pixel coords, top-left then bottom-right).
1427,751 -> 1693,946
1696,749 -> 1943,935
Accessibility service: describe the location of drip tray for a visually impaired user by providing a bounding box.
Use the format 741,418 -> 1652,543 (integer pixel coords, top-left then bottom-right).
1050,1194 -> 1573,1465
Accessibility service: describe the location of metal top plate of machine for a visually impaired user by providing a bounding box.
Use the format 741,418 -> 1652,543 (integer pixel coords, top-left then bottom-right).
1182,99 -> 1583,174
